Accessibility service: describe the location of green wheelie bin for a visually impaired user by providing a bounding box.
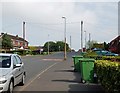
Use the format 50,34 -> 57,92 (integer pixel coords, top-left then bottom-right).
79,58 -> 95,83
72,56 -> 83,72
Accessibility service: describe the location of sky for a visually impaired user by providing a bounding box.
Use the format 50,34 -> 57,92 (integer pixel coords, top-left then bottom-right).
0,0 -> 119,51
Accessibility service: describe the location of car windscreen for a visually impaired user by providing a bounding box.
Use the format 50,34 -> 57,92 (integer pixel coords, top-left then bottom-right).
0,56 -> 11,68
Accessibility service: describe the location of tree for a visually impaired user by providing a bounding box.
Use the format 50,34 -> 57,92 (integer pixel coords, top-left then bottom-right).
103,42 -> 109,50
87,40 -> 97,49
43,41 -> 70,52
2,34 -> 13,49
56,41 -> 69,51
92,43 -> 104,49
43,41 -> 57,52
56,41 -> 65,51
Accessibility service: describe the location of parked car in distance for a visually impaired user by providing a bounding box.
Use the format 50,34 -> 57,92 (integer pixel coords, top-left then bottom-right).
0,53 -> 26,92
95,50 -> 118,56
104,51 -> 118,56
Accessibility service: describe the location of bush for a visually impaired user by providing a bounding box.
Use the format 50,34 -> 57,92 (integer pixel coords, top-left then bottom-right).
6,50 -> 27,56
95,60 -> 120,92
84,50 -> 120,61
84,51 -> 102,60
102,56 -> 120,62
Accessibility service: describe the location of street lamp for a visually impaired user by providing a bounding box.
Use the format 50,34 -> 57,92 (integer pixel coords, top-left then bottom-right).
59,46 -> 61,51
81,21 -> 83,52
48,34 -> 50,55
84,31 -> 87,51
62,16 -> 67,60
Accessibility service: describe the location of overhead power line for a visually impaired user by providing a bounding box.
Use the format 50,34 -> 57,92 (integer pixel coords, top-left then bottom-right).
2,22 -> 21,30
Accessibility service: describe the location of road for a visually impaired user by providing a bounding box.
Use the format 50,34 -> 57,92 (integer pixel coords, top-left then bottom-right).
14,52 -> 104,92
14,52 -> 79,91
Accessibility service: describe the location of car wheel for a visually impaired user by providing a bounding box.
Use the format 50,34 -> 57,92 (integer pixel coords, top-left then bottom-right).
8,80 -> 13,93
19,74 -> 25,86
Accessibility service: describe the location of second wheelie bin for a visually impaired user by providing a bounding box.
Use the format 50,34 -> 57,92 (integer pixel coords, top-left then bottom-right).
72,56 -> 83,72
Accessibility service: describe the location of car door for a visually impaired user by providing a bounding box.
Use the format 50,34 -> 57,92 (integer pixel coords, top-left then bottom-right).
12,55 -> 22,85
15,55 -> 24,82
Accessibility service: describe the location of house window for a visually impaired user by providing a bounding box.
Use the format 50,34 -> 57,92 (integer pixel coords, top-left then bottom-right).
18,41 -> 20,46
20,42 -> 23,46
15,41 -> 18,46
25,42 -> 27,47
13,41 -> 15,45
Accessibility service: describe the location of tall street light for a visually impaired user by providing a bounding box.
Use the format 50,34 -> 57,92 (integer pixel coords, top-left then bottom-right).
23,21 -> 25,49
62,16 -> 67,60
48,34 -> 49,55
84,31 -> 87,51
81,21 -> 83,52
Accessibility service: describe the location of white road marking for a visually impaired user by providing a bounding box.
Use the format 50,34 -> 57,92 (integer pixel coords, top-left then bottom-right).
18,62 -> 58,92
42,59 -> 63,61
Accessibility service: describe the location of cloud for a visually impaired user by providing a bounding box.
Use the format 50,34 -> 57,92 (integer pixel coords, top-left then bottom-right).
1,0 -> 120,2
2,2 -> 118,50
0,2 -> 2,32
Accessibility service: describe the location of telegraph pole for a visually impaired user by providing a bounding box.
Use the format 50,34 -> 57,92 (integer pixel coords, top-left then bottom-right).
48,34 -> 49,55
84,31 -> 87,51
62,17 -> 67,60
23,22 -> 25,49
89,33 -> 91,50
81,21 -> 83,52
70,35 -> 72,51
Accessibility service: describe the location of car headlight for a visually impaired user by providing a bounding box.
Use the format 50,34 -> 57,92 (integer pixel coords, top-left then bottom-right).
0,77 -> 7,84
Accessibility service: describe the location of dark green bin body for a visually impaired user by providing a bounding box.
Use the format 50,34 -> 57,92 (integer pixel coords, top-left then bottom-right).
79,58 -> 95,83
72,56 -> 83,72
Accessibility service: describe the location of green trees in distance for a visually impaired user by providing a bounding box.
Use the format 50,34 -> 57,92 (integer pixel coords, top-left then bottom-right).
103,42 -> 109,50
43,41 -> 70,52
2,34 -> 13,49
87,40 -> 109,50
87,40 -> 97,49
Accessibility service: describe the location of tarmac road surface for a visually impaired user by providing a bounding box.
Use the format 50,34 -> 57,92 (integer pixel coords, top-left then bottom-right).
14,52 -> 104,92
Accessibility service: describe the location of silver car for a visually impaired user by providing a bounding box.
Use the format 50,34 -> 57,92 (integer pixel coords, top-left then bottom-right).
0,53 -> 26,92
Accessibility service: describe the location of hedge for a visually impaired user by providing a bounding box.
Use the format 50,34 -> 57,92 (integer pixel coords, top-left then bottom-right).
95,60 -> 120,93
85,55 -> 102,60
102,56 -> 120,62
83,51 -> 120,61
84,55 -> 120,62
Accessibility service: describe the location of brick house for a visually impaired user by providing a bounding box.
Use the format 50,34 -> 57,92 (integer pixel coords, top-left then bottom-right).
0,33 -> 29,50
109,35 -> 120,54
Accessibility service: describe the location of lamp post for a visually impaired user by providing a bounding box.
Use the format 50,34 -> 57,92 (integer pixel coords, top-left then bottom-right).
23,21 -> 25,49
59,46 -> 61,51
89,33 -> 91,50
48,34 -> 49,55
81,21 -> 83,52
84,31 -> 87,51
62,17 -> 67,60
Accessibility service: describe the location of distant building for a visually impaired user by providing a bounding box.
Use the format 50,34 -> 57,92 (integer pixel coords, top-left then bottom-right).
0,33 -> 29,50
28,46 -> 44,54
109,35 -> 120,54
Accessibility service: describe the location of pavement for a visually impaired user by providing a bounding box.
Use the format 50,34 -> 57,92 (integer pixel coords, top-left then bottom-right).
18,55 -> 105,92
